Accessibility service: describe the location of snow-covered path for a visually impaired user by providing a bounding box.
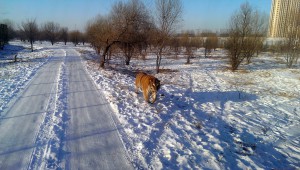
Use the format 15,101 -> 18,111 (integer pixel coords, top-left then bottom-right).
0,47 -> 132,169
0,50 -> 63,169
63,49 -> 132,169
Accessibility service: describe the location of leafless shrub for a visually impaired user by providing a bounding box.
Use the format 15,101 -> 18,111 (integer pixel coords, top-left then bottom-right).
69,30 -> 81,46
280,9 -> 300,68
169,37 -> 180,59
181,32 -> 193,64
20,19 -> 39,52
42,21 -> 60,45
86,16 -> 111,54
190,36 -> 203,49
0,19 -> 16,41
203,32 -> 218,57
113,0 -> 153,65
225,2 -> 267,71
60,27 -> 68,45
86,0 -> 153,68
153,0 -> 183,73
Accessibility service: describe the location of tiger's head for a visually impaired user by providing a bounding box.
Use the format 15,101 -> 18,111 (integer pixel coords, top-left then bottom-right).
147,78 -> 160,103
149,78 -> 160,92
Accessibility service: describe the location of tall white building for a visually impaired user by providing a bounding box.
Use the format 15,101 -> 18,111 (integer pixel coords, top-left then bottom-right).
268,0 -> 300,38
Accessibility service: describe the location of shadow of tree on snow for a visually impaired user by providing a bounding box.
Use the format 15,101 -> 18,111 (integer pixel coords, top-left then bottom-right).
143,89 -> 293,169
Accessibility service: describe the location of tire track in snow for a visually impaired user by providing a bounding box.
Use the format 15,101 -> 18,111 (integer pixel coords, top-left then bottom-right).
43,56 -> 69,169
27,49 -> 69,170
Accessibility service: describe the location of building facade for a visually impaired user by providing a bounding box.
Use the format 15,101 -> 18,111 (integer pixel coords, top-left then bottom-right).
268,0 -> 300,38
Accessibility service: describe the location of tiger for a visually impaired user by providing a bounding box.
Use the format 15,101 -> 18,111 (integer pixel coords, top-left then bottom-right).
135,72 -> 161,104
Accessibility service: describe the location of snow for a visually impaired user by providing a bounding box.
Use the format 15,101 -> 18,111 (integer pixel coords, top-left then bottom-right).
1,42 -> 131,169
0,41 -> 51,111
1,41 -> 300,169
81,47 -> 300,169
29,49 -> 68,170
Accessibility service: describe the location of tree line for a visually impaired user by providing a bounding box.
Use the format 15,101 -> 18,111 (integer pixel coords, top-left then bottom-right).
86,0 -> 299,71
0,19 -> 86,52
84,0 -> 221,72
1,0 -> 299,70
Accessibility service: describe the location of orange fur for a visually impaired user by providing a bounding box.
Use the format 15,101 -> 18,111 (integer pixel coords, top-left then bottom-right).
135,72 -> 160,104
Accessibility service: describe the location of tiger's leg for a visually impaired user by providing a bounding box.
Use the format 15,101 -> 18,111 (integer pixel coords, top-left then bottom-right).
143,88 -> 149,103
135,85 -> 139,94
135,80 -> 139,93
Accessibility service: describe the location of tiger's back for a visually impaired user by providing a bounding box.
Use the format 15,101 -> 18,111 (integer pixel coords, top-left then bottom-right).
135,72 -> 160,103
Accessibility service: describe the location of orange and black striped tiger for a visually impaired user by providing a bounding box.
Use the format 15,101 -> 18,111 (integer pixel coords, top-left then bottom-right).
135,72 -> 161,104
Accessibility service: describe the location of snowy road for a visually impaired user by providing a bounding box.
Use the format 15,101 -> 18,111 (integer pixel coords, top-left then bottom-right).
0,47 -> 132,169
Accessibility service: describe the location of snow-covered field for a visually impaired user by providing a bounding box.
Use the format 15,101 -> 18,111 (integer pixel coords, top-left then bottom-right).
1,41 -> 300,169
81,47 -> 300,169
0,41 -> 52,111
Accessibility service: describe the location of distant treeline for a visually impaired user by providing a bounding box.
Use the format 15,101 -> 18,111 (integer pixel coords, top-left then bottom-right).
0,24 -> 8,50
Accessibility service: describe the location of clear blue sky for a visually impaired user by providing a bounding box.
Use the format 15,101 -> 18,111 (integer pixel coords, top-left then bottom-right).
0,0 -> 272,32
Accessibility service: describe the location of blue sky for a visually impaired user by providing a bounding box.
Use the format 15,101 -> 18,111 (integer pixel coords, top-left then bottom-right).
0,0 -> 272,32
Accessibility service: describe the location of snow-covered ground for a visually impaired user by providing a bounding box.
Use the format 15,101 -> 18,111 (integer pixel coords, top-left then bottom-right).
0,41 -> 52,111
1,41 -> 133,169
81,47 -> 300,169
1,41 -> 300,169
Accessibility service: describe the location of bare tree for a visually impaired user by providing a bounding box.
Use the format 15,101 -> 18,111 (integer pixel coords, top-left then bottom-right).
244,11 -> 267,64
112,0 -> 151,65
60,27 -> 68,45
225,2 -> 267,71
79,32 -> 86,45
190,36 -> 202,49
87,0 -> 153,68
86,16 -> 112,55
280,8 -> 300,68
69,30 -> 80,46
1,19 -> 16,40
86,0 -> 182,70
21,19 -> 39,52
42,21 -> 60,45
181,32 -> 193,64
153,0 -> 182,73
169,36 -> 180,59
0,24 -> 8,50
203,32 -> 218,57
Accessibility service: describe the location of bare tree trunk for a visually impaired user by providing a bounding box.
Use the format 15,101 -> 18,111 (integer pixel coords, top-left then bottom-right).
100,47 -> 108,68
186,55 -> 190,64
30,40 -> 33,52
99,41 -> 120,69
14,54 -> 18,62
124,43 -> 134,65
156,47 -> 163,73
